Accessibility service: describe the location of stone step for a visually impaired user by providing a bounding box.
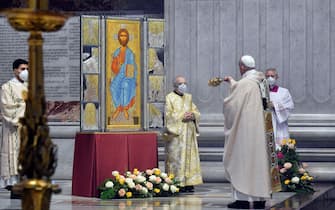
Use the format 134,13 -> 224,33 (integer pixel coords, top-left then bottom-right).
158,147 -> 335,162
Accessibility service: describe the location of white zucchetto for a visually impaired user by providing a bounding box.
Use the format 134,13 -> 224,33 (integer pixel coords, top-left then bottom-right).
240,55 -> 255,68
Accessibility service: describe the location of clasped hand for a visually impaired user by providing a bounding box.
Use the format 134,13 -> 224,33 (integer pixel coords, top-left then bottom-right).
182,112 -> 194,122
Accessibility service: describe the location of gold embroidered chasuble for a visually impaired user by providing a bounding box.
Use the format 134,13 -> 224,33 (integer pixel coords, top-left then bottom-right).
164,92 -> 203,186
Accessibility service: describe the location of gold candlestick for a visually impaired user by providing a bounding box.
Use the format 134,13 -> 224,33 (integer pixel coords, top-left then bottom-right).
1,1 -> 69,210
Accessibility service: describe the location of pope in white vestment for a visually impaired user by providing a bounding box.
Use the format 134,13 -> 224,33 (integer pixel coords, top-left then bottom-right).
265,68 -> 294,148
164,76 -> 203,191
0,59 -> 28,188
223,55 -> 271,209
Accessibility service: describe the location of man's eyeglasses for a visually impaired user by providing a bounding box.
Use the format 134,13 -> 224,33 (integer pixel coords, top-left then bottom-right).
20,68 -> 28,70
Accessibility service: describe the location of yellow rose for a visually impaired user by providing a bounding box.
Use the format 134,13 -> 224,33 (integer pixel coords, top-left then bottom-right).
308,176 -> 313,181
126,192 -> 132,198
301,176 -> 307,181
284,179 -> 290,185
115,175 -> 120,180
119,178 -> 125,185
154,188 -> 160,193
133,168 -> 139,175
292,139 -> 296,145
168,173 -> 175,179
281,139 -> 287,145
154,169 -> 161,176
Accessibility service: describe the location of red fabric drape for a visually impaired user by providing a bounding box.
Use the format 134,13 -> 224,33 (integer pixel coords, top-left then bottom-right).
72,132 -> 157,197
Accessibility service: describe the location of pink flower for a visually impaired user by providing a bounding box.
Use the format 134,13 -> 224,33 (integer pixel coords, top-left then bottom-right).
135,184 -> 143,191
155,177 -> 162,184
283,162 -> 292,169
298,168 -> 306,174
118,188 -> 126,197
146,182 -> 153,190
164,177 -> 172,184
277,152 -> 284,159
280,168 -> 287,173
146,169 -> 153,176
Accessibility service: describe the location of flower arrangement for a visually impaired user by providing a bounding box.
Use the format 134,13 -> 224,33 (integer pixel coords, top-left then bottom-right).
99,168 -> 180,199
277,138 -> 315,193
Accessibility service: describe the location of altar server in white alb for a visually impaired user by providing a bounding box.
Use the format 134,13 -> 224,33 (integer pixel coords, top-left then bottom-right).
265,68 -> 294,148
0,59 -> 28,189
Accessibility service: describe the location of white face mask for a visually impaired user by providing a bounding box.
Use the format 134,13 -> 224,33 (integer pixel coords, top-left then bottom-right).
267,77 -> 276,87
177,83 -> 187,94
19,69 -> 29,82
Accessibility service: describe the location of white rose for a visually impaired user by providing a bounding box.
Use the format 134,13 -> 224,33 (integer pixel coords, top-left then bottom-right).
126,171 -> 132,177
149,175 -> 156,182
141,187 -> 148,194
125,178 -> 133,184
160,172 -> 168,179
288,143 -> 295,149
128,182 -> 135,189
291,176 -> 300,184
162,183 -> 169,191
135,175 -> 146,183
105,181 -> 114,188
112,171 -> 119,176
170,185 -> 178,193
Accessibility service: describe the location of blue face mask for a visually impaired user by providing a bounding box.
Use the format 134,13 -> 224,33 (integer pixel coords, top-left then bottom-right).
178,83 -> 187,94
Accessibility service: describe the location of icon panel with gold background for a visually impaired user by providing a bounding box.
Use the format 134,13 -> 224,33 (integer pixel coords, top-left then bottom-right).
147,19 -> 165,129
81,16 -> 100,130
105,19 -> 141,130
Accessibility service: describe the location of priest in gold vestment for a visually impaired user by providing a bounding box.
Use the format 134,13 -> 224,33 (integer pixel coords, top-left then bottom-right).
223,55 -> 273,209
0,59 -> 28,189
164,76 -> 203,192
